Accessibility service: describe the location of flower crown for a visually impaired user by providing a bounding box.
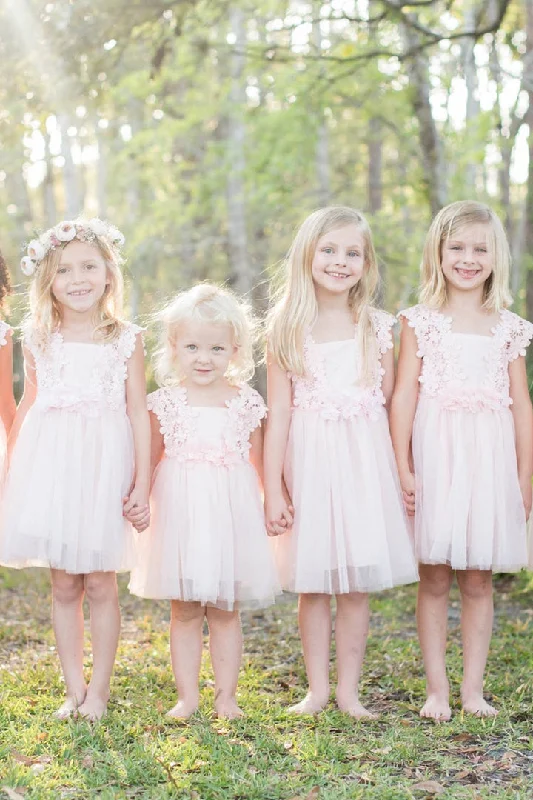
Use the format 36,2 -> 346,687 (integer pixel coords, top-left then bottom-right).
21,218 -> 125,277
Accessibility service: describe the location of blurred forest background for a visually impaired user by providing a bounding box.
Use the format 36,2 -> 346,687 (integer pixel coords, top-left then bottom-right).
0,0 -> 532,390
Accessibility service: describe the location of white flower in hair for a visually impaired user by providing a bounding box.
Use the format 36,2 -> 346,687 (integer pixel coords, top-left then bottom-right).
56,221 -> 77,242
20,256 -> 36,276
88,217 -> 107,236
27,239 -> 45,261
108,225 -> 125,246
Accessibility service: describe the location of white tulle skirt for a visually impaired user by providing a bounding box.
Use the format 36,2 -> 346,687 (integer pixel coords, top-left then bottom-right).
128,457 -> 281,611
272,409 -> 418,594
412,398 -> 528,571
0,406 -> 135,573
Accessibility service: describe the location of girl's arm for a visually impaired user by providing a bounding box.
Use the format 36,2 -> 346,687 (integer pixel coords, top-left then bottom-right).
263,354 -> 293,535
509,355 -> 533,520
249,420 -> 264,485
389,320 -> 421,516
123,333 -> 151,517
0,330 -> 16,437
381,346 -> 395,413
126,410 -> 164,532
7,346 -> 37,457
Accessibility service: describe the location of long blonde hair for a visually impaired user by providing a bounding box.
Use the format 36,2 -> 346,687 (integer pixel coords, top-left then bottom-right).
420,200 -> 512,311
266,206 -> 380,382
154,283 -> 256,386
27,232 -> 125,347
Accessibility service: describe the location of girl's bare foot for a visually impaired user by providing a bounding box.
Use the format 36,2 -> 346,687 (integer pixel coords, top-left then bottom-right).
166,699 -> 199,719
53,691 -> 86,720
336,693 -> 377,719
288,692 -> 328,715
461,693 -> 498,717
77,693 -> 108,722
214,695 -> 244,720
420,693 -> 451,721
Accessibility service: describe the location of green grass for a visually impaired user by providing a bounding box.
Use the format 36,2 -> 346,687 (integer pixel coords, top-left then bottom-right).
1,570 -> 533,799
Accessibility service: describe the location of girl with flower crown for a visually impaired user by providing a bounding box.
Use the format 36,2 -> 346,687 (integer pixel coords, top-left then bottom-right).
128,284 -> 280,719
0,218 -> 150,721
0,249 -> 16,472
391,201 -> 533,720
264,207 -> 418,717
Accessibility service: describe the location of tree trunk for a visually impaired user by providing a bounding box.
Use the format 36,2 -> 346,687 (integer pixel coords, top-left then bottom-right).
313,2 -> 330,206
59,115 -> 80,218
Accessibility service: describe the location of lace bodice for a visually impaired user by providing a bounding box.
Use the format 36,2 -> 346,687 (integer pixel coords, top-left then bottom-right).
400,304 -> 533,411
0,320 -> 10,347
290,308 -> 395,421
148,383 -> 266,465
24,322 -> 142,416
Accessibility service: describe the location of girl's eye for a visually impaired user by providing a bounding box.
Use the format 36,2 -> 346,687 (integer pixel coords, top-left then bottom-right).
348,251 -> 360,258
185,344 -> 197,351
85,263 -> 96,270
476,248 -> 487,254
213,346 -> 224,352
57,267 -> 68,274
322,247 -> 334,254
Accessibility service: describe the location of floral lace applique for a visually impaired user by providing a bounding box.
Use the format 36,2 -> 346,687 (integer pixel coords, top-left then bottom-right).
291,308 -> 394,421
23,321 -> 142,414
0,320 -> 11,348
148,386 -> 198,458
400,305 -> 533,411
149,384 -> 265,465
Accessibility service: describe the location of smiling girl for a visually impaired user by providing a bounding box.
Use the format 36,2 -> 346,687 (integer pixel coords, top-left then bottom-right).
264,206 -> 417,717
0,219 -> 150,721
391,200 -> 533,720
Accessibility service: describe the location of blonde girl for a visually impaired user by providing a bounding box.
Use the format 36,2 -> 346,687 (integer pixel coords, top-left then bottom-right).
0,219 -> 150,721
128,283 -> 280,720
391,200 -> 533,720
264,206 -> 417,717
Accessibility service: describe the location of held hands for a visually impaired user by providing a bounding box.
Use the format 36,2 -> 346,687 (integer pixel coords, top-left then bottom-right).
123,484 -> 150,533
399,471 -> 416,517
265,484 -> 294,537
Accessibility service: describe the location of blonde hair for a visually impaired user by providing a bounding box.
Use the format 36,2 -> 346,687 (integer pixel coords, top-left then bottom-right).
27,224 -> 125,346
420,200 -> 512,311
266,206 -> 380,382
154,283 -> 256,386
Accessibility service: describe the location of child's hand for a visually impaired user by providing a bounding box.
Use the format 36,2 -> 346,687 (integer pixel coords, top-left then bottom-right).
399,471 -> 416,516
519,477 -> 532,521
123,486 -> 150,532
265,489 -> 294,536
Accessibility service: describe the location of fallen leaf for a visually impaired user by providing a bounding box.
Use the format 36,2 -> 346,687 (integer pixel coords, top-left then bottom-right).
1,788 -> 26,800
411,781 -> 445,795
81,755 -> 94,769
305,789 -> 320,800
10,752 -> 51,767
284,740 -> 293,750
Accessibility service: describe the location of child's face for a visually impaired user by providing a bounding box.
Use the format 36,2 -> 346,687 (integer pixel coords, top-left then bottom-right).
311,224 -> 365,298
174,320 -> 237,387
440,223 -> 493,295
52,240 -> 109,316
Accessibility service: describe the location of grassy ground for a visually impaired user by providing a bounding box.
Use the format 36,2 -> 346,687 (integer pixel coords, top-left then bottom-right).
1,569 -> 533,800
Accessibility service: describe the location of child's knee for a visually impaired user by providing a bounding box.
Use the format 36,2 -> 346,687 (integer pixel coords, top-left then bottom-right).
84,572 -> 118,604
171,600 -> 204,624
419,564 -> 453,597
51,571 -> 84,604
457,570 -> 492,599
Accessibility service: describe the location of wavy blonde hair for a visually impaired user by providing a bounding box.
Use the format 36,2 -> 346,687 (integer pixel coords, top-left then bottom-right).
154,283 -> 256,386
266,206 -> 380,382
420,200 -> 512,311
27,230 -> 125,347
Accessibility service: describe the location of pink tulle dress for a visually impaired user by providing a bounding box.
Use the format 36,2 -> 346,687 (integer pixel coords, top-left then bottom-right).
0,320 -> 11,477
401,305 -> 533,571
0,323 -> 139,574
273,309 -> 418,594
128,383 -> 281,611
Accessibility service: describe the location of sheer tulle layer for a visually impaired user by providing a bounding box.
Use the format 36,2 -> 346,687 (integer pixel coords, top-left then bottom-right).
413,398 -> 528,571
0,407 -> 135,573
273,409 -> 418,594
129,459 -> 281,610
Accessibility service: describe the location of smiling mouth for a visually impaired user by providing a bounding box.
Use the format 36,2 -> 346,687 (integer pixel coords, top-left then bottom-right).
326,271 -> 349,279
68,289 -> 92,297
454,267 -> 481,279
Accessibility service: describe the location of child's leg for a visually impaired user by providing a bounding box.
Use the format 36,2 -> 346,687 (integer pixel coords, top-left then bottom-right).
206,606 -> 243,719
335,592 -> 375,718
77,571 -> 120,720
417,563 -> 453,720
168,600 -> 204,718
456,569 -> 497,717
50,569 -> 87,718
289,593 -> 332,714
